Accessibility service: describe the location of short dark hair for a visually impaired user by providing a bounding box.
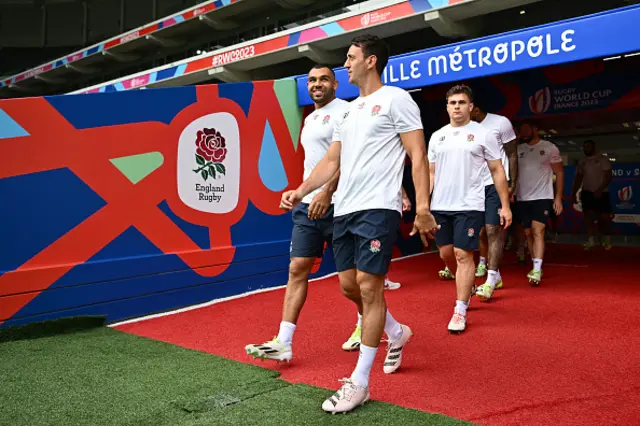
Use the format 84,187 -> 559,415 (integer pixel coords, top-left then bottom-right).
446,85 -> 474,103
584,139 -> 595,146
309,63 -> 335,78
350,34 -> 389,75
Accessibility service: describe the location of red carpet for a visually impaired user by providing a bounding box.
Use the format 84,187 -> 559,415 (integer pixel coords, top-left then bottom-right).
117,245 -> 640,425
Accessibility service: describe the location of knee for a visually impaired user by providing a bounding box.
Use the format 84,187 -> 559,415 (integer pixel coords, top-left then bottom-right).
289,258 -> 312,281
532,226 -> 545,238
340,281 -> 360,301
454,248 -> 473,264
439,245 -> 453,262
357,274 -> 384,306
339,271 -> 359,300
485,224 -> 501,238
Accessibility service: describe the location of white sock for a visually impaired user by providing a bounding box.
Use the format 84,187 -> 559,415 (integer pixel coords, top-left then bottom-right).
487,270 -> 499,289
384,310 -> 403,342
351,344 -> 377,388
496,269 -> 502,282
588,236 -> 595,244
277,321 -> 296,346
479,256 -> 487,266
533,258 -> 543,271
357,312 -> 362,328
455,300 -> 468,316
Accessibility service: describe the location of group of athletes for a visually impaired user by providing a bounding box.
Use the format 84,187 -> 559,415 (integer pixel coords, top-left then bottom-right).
245,34 -> 615,414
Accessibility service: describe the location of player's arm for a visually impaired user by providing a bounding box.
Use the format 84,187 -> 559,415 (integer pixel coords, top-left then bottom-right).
551,153 -> 565,215
571,163 -> 583,202
503,140 -> 518,196
596,160 -> 613,195
487,160 -> 510,213
299,141 -> 341,198
485,132 -> 512,227
500,118 -> 519,197
400,130 -> 430,215
281,141 -> 341,211
552,162 -> 565,213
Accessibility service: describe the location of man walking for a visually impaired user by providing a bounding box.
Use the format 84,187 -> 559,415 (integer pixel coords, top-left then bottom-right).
280,34 -> 437,413
516,122 -> 564,285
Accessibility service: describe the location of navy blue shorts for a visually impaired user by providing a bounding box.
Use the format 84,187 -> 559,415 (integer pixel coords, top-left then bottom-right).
484,184 -> 502,226
517,199 -> 553,228
332,209 -> 401,276
290,203 -> 334,258
432,211 -> 484,251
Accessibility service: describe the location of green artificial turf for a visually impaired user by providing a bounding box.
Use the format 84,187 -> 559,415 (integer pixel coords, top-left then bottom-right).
0,318 -> 470,426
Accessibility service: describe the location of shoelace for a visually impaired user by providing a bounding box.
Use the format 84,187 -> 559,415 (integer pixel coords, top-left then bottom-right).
334,378 -> 358,401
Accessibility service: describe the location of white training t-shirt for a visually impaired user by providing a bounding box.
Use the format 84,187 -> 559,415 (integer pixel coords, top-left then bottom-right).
300,98 -> 350,204
516,140 -> 563,201
332,85 -> 422,217
577,153 -> 612,192
479,113 -> 517,186
428,121 -> 503,212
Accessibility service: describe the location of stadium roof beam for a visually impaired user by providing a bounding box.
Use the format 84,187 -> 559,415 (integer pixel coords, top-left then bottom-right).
35,75 -> 66,85
103,51 -> 141,63
423,10 -> 478,38
207,66 -> 252,83
199,15 -> 239,31
273,0 -> 316,9
65,64 -> 100,74
145,35 -> 184,48
298,45 -> 344,65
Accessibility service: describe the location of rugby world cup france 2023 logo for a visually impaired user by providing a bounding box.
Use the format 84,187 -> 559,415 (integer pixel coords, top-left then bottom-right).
177,112 -> 240,214
529,87 -> 551,114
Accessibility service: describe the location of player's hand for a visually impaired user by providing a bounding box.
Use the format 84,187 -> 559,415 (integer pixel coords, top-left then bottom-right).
280,190 -> 303,212
499,206 -> 513,230
402,196 -> 412,212
553,197 -> 563,216
410,211 -> 440,246
308,191 -> 331,220
508,186 -> 516,204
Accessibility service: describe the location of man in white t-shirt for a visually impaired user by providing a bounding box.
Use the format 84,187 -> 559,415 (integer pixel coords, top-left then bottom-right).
571,140 -> 613,250
471,105 -> 518,301
516,122 -> 564,285
244,64 -> 352,361
428,85 -> 511,333
280,34 -> 437,414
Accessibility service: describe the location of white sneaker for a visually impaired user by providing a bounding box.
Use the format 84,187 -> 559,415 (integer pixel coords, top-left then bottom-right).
384,278 -> 401,290
341,325 -> 361,351
245,337 -> 292,362
447,312 -> 466,334
383,324 -> 413,374
322,378 -> 370,414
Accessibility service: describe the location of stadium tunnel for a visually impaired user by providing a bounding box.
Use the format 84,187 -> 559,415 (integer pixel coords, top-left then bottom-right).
296,3 -> 640,244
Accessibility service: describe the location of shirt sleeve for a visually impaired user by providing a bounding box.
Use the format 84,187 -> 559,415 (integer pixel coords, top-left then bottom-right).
499,116 -> 517,144
332,111 -> 346,143
389,89 -> 423,134
427,133 -> 437,163
549,144 -> 563,164
482,130 -> 503,161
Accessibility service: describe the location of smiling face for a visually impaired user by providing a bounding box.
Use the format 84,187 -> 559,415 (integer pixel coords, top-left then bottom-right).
306,67 -> 337,107
446,92 -> 473,125
344,44 -> 374,86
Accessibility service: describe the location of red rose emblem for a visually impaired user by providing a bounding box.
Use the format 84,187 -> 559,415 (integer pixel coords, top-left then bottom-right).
196,128 -> 227,163
193,127 -> 227,181
371,239 -> 381,249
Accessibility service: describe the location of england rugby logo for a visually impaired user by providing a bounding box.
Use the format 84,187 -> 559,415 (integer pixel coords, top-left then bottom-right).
529,87 -> 551,114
